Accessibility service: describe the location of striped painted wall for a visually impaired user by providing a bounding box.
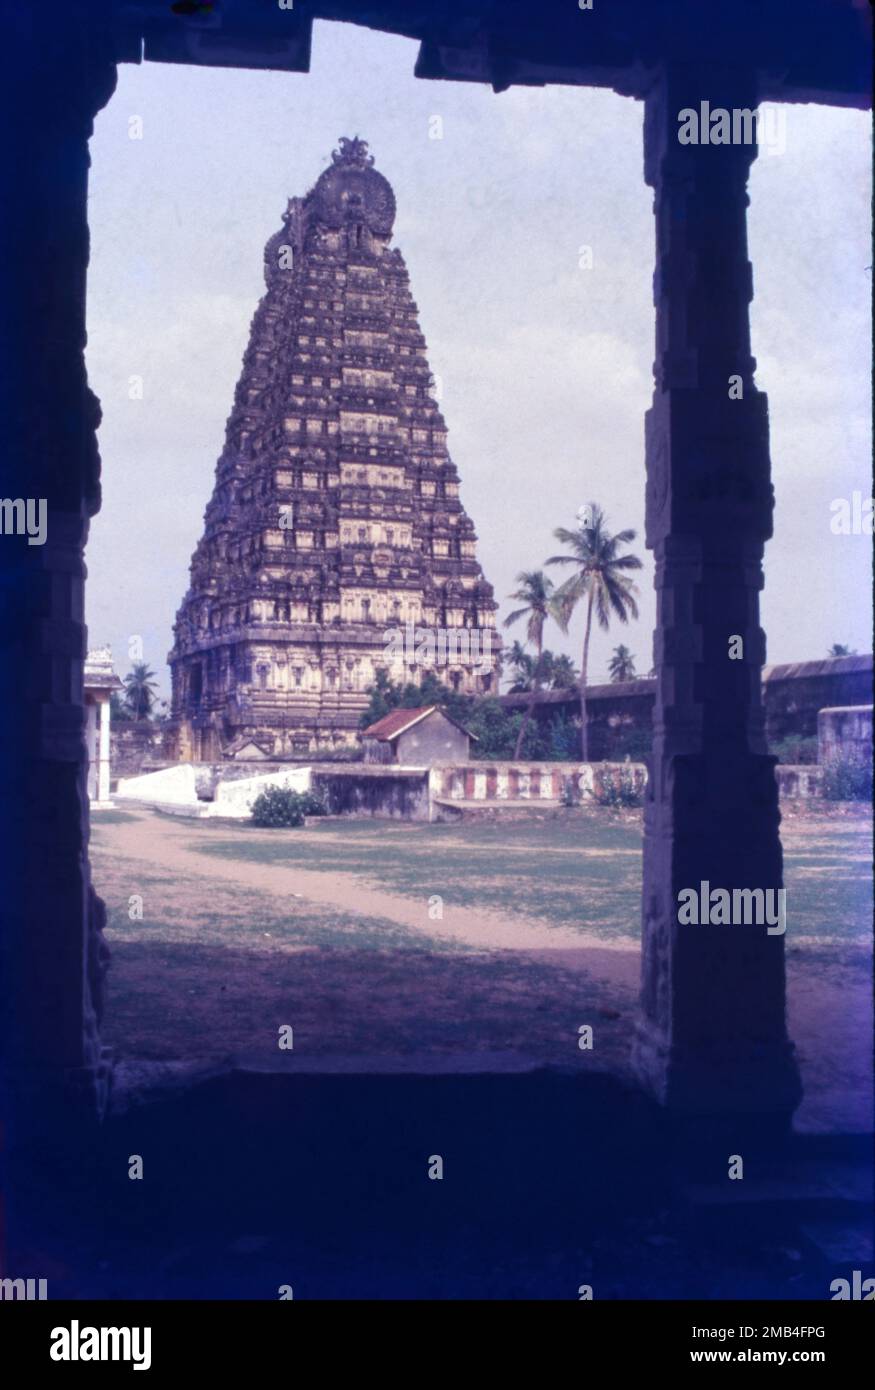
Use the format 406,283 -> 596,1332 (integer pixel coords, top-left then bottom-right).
429,763 -> 647,805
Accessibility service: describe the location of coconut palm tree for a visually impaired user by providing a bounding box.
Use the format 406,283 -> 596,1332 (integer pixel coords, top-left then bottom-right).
123,663 -> 159,721
504,570 -> 561,758
550,653 -> 579,689
508,645 -> 578,694
110,691 -> 132,723
609,644 -> 637,683
547,504 -> 642,761
505,639 -> 536,693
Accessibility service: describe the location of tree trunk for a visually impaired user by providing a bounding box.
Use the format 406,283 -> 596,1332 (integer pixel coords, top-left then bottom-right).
514,634 -> 542,759
579,594 -> 594,762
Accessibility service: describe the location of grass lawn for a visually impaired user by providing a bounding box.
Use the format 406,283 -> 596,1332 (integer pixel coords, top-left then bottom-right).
170,806 -> 871,948
187,814 -> 645,939
88,803 -> 872,1131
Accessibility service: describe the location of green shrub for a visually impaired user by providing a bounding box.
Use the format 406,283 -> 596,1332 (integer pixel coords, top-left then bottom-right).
607,728 -> 652,762
820,756 -> 872,802
592,766 -> 646,808
467,702 -> 584,762
250,786 -> 326,827
359,669 -> 471,730
549,713 -> 580,761
770,735 -> 819,765
466,698 -> 521,760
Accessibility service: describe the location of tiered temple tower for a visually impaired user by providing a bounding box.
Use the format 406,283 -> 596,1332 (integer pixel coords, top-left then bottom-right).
168,137 -> 499,760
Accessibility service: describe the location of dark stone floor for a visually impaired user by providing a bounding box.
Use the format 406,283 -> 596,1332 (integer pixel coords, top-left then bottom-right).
6,1068 -> 872,1300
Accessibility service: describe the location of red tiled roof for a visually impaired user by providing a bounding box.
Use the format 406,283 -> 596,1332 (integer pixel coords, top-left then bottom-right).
362,706 -> 438,740
362,705 -> 475,742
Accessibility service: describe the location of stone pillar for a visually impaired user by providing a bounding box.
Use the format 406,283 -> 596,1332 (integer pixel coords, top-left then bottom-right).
85,703 -> 99,801
632,67 -> 802,1126
97,698 -> 112,805
0,4 -> 117,1126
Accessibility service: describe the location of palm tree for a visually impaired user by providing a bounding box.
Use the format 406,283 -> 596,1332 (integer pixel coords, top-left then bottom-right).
124,663 -> 159,721
609,644 -> 637,683
550,653 -> 579,689
533,650 -> 557,689
506,639 -> 536,693
504,570 -> 561,758
110,690 -> 131,723
827,643 -> 856,658
547,504 -> 642,761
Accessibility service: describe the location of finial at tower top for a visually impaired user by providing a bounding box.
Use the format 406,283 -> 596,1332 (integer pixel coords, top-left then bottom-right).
331,136 -> 375,170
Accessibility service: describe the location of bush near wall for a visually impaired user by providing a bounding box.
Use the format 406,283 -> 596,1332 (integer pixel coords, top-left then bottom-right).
250,787 -> 328,827
770,735 -> 819,765
592,766 -> 646,807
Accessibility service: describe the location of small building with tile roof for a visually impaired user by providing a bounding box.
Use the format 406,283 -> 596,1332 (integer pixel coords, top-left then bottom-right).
361,705 -> 473,765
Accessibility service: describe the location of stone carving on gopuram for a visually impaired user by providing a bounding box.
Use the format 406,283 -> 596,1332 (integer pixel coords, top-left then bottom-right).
167,137 -> 499,761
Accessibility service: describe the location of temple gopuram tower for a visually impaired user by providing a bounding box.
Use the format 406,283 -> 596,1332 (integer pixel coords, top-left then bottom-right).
168,137 -> 499,760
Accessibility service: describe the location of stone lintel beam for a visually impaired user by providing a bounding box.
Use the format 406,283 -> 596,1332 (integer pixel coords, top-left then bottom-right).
633,64 -> 802,1124
106,3 -> 871,111
406,0 -> 871,109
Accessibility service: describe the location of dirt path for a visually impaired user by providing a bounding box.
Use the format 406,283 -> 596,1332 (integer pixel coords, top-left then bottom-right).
95,808 -> 871,1134
105,809 -> 640,975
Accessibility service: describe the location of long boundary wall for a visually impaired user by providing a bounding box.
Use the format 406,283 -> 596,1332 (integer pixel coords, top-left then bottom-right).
499,654 -> 873,754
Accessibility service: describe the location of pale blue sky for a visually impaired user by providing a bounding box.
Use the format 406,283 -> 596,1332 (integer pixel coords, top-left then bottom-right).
85,21 -> 871,695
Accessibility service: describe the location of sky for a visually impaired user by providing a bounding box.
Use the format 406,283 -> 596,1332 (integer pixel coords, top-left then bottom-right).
84,20 -> 871,698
